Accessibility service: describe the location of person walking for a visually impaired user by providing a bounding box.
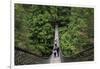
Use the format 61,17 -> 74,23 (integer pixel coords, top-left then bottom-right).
56,46 -> 59,56
53,48 -> 57,57
54,41 -> 59,57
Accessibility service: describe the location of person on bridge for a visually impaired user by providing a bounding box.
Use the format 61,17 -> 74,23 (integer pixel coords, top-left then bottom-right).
56,46 -> 59,57
54,41 -> 59,57
55,45 -> 59,57
53,48 -> 57,57
53,40 -> 57,57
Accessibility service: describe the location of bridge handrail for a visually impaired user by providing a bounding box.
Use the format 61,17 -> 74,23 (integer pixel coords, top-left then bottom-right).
15,46 -> 49,59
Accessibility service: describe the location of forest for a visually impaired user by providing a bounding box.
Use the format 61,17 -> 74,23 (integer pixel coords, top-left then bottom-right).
15,4 -> 94,65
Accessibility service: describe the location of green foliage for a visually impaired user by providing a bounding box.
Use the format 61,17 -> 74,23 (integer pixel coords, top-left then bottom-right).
15,4 -> 55,57
15,4 -> 94,57
59,7 -> 94,57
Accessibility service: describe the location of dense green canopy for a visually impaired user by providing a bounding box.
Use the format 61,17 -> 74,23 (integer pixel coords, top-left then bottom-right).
15,4 -> 94,57
59,7 -> 94,56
